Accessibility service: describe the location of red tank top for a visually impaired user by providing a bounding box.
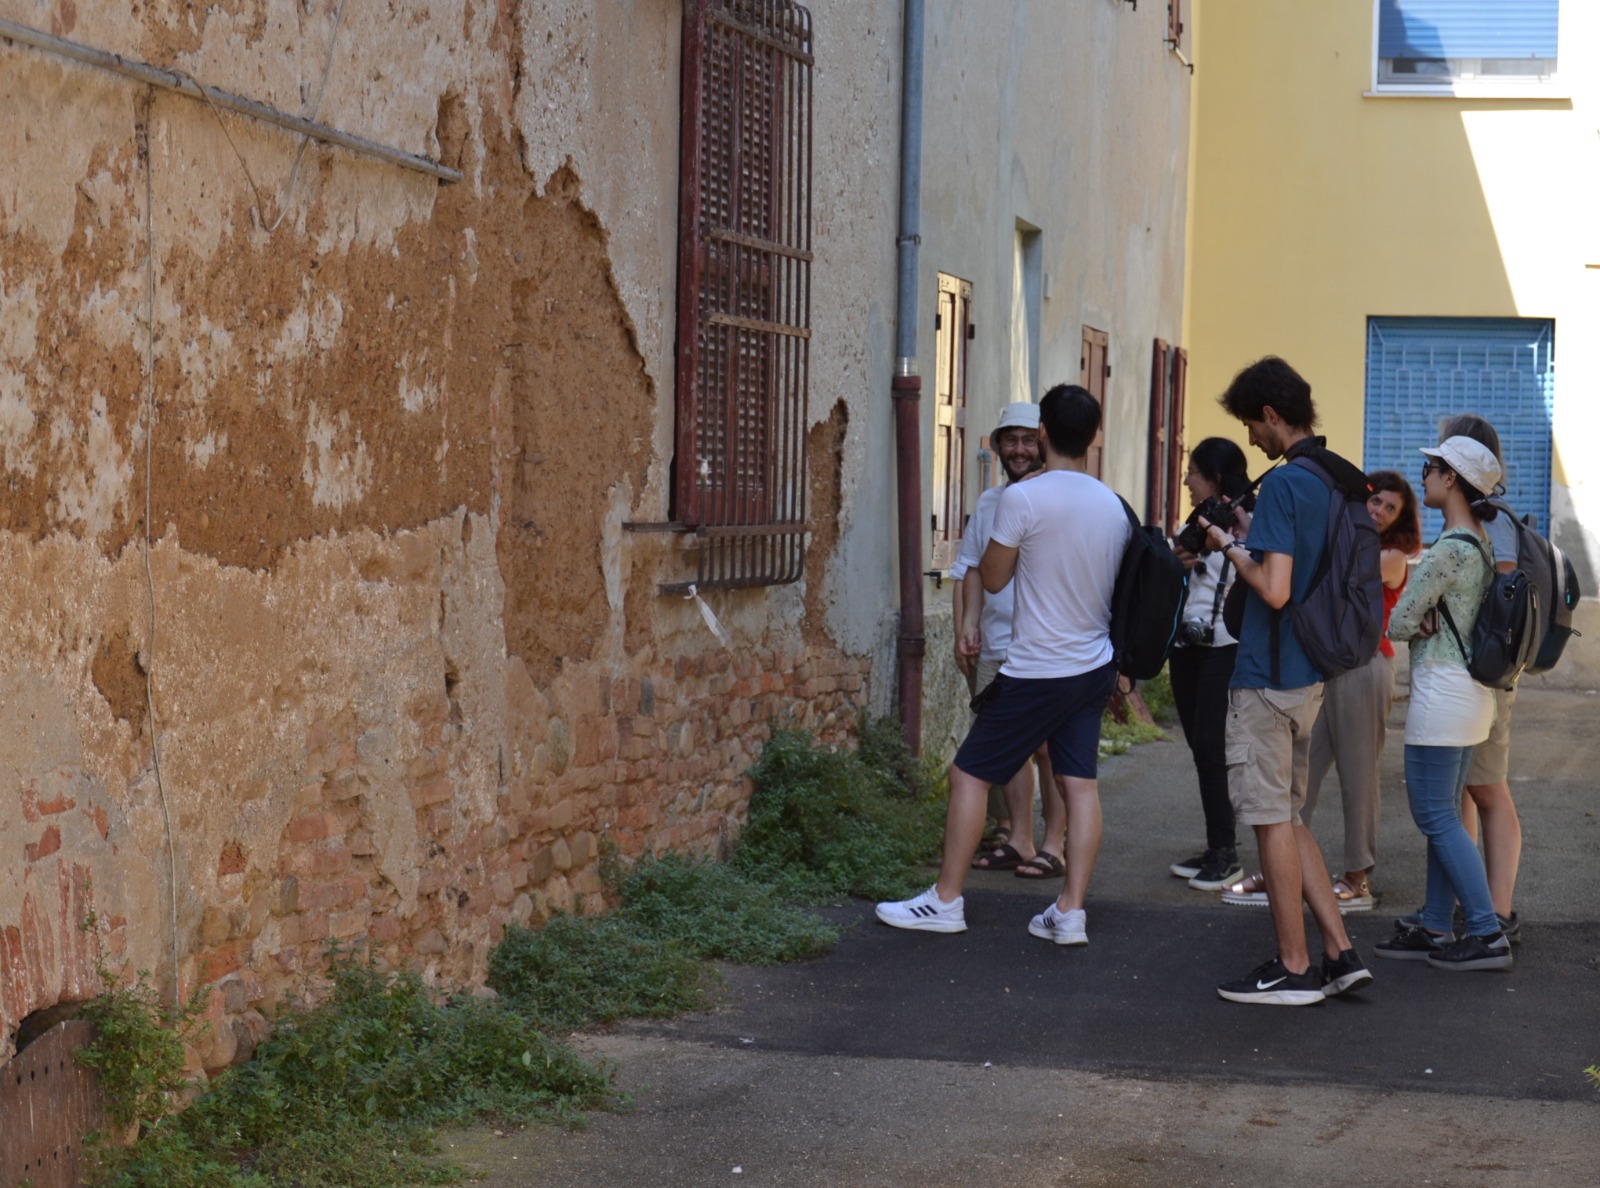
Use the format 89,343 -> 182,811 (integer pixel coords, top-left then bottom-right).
1380,567 -> 1408,658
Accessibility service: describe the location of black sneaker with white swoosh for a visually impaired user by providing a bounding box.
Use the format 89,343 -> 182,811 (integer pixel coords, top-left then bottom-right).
1217,956 -> 1327,1006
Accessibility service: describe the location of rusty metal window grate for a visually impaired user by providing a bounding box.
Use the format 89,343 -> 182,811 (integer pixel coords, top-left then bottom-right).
672,0 -> 813,591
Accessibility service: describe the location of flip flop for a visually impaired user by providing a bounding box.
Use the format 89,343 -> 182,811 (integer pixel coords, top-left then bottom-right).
1014,851 -> 1064,879
972,843 -> 1025,871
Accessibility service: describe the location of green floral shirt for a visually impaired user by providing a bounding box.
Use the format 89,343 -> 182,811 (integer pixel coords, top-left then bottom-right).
1388,532 -> 1493,668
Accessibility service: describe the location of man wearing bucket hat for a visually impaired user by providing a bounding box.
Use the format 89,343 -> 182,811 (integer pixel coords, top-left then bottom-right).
949,402 -> 1064,879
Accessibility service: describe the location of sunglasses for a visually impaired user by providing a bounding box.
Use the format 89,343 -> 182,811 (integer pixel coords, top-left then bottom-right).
1420,460 -> 1452,481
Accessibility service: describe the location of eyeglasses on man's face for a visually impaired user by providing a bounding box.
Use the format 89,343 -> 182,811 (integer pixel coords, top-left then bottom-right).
1420,460 -> 1450,481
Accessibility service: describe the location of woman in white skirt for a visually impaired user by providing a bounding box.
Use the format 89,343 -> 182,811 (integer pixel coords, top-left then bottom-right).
1376,436 -> 1512,972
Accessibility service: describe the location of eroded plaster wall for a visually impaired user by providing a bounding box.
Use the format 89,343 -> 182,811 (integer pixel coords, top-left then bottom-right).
1,0 -> 888,1071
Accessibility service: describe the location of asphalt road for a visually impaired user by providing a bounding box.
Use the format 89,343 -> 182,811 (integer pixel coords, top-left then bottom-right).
447,685 -> 1600,1186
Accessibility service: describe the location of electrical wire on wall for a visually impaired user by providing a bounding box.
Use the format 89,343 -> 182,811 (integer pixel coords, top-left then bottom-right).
188,0 -> 349,232
135,85 -> 183,1008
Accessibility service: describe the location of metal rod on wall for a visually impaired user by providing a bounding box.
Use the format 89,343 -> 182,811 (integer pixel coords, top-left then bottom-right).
0,17 -> 463,183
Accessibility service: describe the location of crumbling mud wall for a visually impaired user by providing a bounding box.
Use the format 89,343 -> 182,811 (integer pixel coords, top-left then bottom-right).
0,0 -> 878,1074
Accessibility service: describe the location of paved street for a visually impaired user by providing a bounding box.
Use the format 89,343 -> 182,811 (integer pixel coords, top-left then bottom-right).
455,686 -> 1600,1185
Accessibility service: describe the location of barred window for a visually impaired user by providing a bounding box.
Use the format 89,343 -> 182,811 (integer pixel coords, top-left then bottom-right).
672,0 -> 813,590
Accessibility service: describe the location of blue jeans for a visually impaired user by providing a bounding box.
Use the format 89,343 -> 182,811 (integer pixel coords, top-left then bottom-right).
1404,744 -> 1498,936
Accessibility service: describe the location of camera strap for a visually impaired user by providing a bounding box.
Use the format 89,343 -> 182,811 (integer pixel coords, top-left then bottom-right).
1209,557 -> 1231,627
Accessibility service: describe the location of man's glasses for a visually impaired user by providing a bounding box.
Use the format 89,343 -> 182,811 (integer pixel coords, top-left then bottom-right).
1420,460 -> 1450,480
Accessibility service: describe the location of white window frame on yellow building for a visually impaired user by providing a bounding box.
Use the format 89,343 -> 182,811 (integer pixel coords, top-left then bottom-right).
1366,0 -> 1568,100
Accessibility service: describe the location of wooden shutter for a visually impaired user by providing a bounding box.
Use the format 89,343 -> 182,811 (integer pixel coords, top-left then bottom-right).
1080,326 -> 1109,479
1167,347 -> 1187,535
931,274 -> 971,569
674,0 -> 813,589
1147,339 -> 1170,525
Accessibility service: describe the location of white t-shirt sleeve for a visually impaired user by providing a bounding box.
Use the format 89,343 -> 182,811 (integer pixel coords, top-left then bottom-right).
949,488 -> 997,579
990,483 -> 1033,549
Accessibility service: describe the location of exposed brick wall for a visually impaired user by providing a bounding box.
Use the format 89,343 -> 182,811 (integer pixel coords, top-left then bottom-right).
178,643 -> 871,1062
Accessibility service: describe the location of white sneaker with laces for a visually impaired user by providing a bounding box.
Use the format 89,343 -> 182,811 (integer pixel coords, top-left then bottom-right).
1027,904 -> 1087,946
875,886 -> 967,933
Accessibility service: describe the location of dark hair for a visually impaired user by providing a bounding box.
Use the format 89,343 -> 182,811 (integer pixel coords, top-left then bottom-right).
1438,413 -> 1503,467
1435,414 -> 1503,521
1366,469 -> 1421,555
1039,383 -> 1100,459
1218,356 -> 1318,431
1188,436 -> 1255,508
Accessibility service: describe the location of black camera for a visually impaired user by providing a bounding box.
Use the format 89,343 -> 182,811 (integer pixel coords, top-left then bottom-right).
1176,495 -> 1240,554
1179,618 -> 1216,647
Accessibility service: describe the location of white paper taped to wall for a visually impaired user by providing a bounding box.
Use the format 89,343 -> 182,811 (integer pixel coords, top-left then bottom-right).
685,584 -> 731,647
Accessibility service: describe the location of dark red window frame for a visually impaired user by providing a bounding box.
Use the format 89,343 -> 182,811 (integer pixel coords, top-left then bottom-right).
673,0 -> 814,590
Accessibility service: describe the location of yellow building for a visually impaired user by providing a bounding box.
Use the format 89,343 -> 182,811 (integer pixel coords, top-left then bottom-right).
1184,0 -> 1598,656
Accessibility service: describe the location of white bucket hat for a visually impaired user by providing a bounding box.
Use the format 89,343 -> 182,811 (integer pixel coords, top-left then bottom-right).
994,401 -> 1040,440
1420,435 -> 1503,494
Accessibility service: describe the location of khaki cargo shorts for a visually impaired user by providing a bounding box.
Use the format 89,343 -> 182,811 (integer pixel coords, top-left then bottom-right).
1226,684 -> 1324,827
1465,684 -> 1517,786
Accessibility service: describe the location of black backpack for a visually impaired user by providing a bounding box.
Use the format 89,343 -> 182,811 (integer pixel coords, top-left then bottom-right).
1437,532 -> 1539,691
1488,499 -> 1583,675
1109,497 -> 1190,680
1273,446 -> 1385,683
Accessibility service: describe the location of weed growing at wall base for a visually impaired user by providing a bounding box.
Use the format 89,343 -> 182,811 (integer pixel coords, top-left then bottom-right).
82,949 -> 611,1186
735,716 -> 947,902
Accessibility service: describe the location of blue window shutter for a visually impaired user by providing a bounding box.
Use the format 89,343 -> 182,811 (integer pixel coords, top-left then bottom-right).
1363,317 -> 1555,543
1377,0 -> 1558,60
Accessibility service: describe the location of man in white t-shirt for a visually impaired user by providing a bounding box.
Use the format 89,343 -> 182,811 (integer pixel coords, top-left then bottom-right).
877,385 -> 1131,944
950,402 -> 1064,878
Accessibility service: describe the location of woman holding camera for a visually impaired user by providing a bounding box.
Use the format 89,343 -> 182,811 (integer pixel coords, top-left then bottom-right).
1167,438 -> 1254,891
1299,469 -> 1422,910
1376,436 -> 1512,971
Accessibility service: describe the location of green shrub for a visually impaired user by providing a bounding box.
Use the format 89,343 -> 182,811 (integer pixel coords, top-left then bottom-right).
488,914 -> 708,1030
1139,667 -> 1177,725
90,950 -> 610,1186
76,967 -> 208,1135
614,851 -> 838,965
734,723 -> 946,902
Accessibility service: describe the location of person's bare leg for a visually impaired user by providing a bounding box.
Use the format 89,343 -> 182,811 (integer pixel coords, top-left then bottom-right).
1036,746 -> 1063,860
1464,781 -> 1520,918
1256,821 -> 1310,973
934,766 -> 991,902
1001,763 -> 1037,860
1295,822 -> 1353,959
1460,792 -> 1480,845
1052,774 -> 1102,911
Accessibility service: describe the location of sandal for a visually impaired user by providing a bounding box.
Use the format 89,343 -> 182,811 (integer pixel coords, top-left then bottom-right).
979,824 -> 1012,851
1014,851 -> 1064,879
1220,870 -> 1270,907
972,843 -> 1026,871
1333,876 -> 1374,913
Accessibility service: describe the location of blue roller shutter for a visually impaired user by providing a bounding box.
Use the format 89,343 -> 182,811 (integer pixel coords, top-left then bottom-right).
1363,317 -> 1554,543
1377,0 -> 1558,60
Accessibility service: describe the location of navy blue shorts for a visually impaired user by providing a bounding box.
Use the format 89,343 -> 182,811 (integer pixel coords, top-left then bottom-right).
953,662 -> 1118,784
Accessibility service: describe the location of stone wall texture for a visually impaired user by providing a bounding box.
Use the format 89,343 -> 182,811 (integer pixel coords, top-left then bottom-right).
0,0 -> 883,1073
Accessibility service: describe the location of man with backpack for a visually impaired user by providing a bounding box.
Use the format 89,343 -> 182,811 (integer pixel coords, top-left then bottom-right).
1202,357 -> 1374,1005
876,385 -> 1130,944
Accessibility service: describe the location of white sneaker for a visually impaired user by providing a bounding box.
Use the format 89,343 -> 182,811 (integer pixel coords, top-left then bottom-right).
875,886 -> 967,933
1027,904 -> 1087,946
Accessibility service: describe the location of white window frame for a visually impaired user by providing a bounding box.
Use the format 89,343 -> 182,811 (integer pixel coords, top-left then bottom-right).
1367,0 -> 1567,99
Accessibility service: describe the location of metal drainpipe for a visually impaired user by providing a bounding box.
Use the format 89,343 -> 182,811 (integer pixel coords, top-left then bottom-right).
892,0 -> 926,757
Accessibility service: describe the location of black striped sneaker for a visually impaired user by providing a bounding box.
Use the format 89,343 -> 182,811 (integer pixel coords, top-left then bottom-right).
875,886 -> 967,933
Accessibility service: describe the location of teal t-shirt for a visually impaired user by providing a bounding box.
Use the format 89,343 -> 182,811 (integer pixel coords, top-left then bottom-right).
1230,463 -> 1327,690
